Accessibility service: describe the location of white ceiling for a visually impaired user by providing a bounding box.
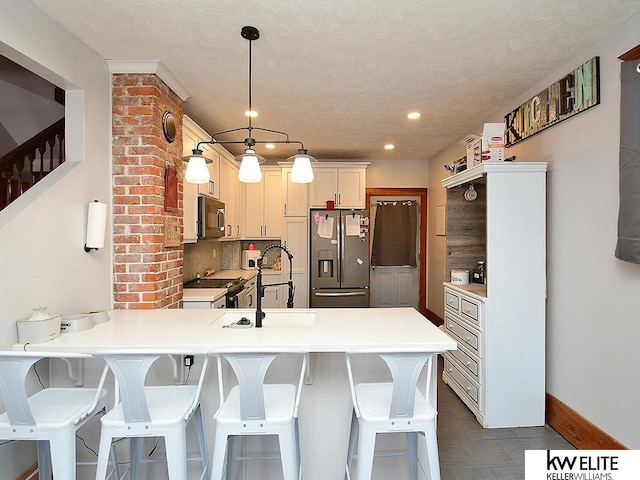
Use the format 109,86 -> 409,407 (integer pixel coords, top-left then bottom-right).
32,0 -> 640,161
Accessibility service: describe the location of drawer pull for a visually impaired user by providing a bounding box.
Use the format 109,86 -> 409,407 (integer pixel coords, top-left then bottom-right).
465,308 -> 471,313
467,387 -> 471,391
449,324 -> 453,328
466,361 -> 471,366
466,336 -> 471,342
448,368 -> 452,372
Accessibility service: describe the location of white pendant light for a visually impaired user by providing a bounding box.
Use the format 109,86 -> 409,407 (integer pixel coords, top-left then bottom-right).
288,149 -> 316,183
237,149 -> 264,183
182,27 -> 317,184
183,150 -> 212,184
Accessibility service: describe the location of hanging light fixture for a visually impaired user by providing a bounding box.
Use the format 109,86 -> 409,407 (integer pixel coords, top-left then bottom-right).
182,26 -> 316,184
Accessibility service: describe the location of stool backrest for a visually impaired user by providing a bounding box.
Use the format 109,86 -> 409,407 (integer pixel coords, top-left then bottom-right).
346,349 -> 437,429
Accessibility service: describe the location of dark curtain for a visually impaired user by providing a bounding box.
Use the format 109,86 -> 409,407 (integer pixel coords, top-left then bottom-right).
615,60 -> 640,263
371,202 -> 417,267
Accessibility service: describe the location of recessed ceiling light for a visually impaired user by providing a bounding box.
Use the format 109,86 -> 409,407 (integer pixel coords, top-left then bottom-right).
384,144 -> 395,150
265,143 -> 275,149
245,110 -> 258,118
407,112 -> 421,120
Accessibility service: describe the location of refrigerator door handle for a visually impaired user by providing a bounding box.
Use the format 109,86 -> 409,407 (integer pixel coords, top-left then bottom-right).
314,291 -> 367,297
340,214 -> 345,283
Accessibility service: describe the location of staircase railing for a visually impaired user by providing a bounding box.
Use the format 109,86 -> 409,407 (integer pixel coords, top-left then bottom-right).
0,118 -> 65,211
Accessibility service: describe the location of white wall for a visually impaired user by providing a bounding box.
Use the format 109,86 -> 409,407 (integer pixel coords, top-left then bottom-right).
428,12 -> 640,448
0,1 -> 112,474
367,158 -> 429,187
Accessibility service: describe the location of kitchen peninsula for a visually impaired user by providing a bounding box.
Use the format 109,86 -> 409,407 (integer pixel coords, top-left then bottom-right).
13,307 -> 455,478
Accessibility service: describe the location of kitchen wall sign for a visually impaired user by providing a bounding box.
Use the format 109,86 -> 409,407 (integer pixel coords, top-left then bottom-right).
505,57 -> 600,146
164,167 -> 178,213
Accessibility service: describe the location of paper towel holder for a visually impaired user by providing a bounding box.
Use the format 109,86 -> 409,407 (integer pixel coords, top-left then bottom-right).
84,199 -> 107,252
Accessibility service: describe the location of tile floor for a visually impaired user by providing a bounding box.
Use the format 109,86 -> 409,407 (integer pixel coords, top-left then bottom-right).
436,358 -> 575,480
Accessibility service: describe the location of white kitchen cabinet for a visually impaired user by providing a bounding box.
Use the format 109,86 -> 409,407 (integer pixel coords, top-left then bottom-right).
283,216 -> 309,308
182,115 -> 227,243
182,116 -> 221,243
309,163 -> 368,209
219,153 -> 243,240
243,167 -> 282,239
280,164 -> 308,217
182,296 -> 226,309
441,161 -> 547,428
260,270 -> 283,308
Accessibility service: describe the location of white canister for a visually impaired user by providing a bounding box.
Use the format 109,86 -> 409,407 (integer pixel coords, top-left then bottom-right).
451,269 -> 470,285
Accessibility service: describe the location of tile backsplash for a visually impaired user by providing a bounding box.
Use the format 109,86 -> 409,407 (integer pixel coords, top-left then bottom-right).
183,239 -> 284,281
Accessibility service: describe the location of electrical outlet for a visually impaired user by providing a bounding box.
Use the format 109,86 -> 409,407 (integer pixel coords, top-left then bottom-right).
183,355 -> 194,367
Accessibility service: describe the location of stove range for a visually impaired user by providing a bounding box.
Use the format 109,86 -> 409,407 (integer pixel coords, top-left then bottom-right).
183,277 -> 247,296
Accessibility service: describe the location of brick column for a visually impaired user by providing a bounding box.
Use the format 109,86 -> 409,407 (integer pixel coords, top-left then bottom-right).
112,74 -> 184,309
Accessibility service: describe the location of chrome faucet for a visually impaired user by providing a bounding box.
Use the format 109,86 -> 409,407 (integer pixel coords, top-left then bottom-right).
255,243 -> 295,327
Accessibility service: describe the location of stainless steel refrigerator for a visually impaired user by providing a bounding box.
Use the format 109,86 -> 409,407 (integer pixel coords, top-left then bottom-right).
309,209 -> 370,307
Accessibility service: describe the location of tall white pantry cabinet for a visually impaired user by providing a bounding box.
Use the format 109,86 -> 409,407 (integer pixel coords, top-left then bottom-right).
441,161 -> 547,428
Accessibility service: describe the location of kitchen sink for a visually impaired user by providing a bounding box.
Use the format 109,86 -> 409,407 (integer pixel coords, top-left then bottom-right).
213,309 -> 316,327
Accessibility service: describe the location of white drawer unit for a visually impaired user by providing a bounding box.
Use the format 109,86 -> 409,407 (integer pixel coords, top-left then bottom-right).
442,286 -> 485,422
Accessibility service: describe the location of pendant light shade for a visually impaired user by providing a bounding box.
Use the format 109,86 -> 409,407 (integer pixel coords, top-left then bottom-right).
288,149 -> 316,183
237,149 -> 264,183
183,150 -> 212,184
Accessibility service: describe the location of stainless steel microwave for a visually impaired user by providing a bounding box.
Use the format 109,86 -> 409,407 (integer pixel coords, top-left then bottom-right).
197,195 -> 225,239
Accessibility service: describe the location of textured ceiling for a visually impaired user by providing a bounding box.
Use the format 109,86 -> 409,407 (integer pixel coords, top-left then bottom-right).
31,0 -> 640,161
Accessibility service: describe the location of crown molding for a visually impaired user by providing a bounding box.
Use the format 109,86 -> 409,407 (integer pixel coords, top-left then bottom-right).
106,60 -> 190,101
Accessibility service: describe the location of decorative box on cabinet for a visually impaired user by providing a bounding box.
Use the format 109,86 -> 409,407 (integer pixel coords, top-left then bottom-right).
309,162 -> 369,209
441,161 -> 547,428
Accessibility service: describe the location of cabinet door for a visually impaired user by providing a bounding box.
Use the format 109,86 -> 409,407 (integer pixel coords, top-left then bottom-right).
283,217 -> 309,308
220,157 -> 240,239
244,181 -> 264,238
337,168 -> 366,208
263,169 -> 282,238
261,272 -> 283,308
182,125 -> 200,243
282,167 -> 308,216
309,168 -> 338,207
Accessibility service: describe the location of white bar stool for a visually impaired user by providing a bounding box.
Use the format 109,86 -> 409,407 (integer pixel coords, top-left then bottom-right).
344,349 -> 441,480
0,351 -> 110,480
208,349 -> 307,480
93,350 -> 209,480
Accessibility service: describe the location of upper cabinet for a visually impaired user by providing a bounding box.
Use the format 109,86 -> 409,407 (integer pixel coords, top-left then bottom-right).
182,116 -> 220,243
279,163 -> 308,217
309,163 -> 369,209
244,166 -> 282,239
219,152 -> 243,240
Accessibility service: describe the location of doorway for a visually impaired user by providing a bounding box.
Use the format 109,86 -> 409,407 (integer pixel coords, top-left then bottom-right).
366,188 -> 428,316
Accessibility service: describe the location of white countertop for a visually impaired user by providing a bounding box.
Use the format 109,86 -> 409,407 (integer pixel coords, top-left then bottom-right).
443,282 -> 487,300
13,307 -> 456,354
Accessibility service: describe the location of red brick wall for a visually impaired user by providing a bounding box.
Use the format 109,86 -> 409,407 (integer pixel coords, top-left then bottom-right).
112,74 -> 184,309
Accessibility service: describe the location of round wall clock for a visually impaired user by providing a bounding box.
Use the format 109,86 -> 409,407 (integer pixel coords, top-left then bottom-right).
162,111 -> 176,143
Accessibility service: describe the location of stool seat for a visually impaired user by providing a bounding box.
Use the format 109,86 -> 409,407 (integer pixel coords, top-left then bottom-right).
354,383 -> 435,422
215,384 -> 297,426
